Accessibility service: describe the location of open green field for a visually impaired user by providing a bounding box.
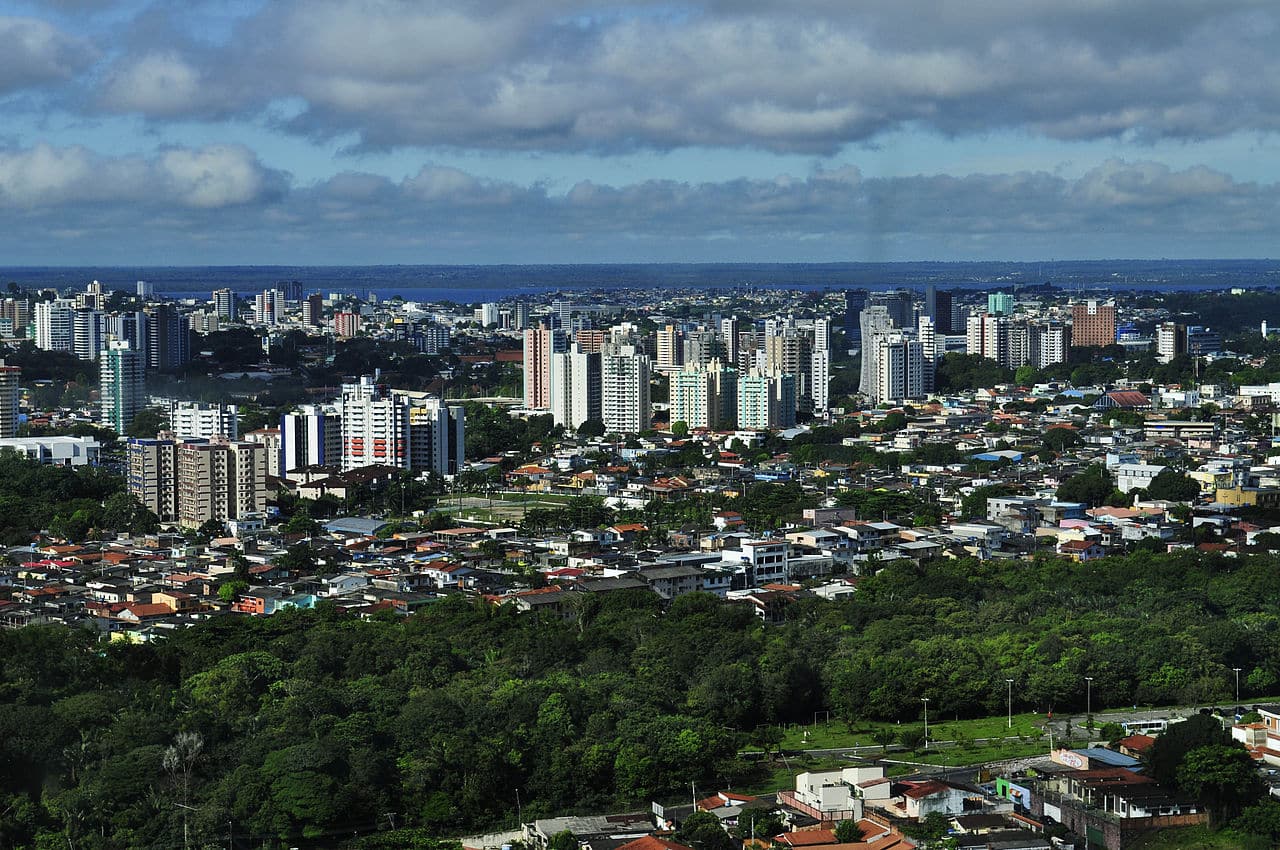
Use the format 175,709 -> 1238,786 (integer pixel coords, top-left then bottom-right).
1129,826 -> 1268,850
745,712 -> 1053,753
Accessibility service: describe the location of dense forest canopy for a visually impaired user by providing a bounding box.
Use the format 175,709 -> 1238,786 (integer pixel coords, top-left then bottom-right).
2,549 -> 1278,848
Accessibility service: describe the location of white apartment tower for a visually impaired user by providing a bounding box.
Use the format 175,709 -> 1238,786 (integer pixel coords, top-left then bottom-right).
35,299 -> 74,353
601,344 -> 651,434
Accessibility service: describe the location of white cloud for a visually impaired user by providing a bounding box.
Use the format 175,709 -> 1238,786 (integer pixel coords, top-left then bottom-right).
0,15 -> 93,93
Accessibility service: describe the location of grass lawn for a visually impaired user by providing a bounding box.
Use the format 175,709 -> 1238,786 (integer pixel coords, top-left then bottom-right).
746,712 -> 1052,752
736,755 -> 852,795
1129,826 -> 1267,850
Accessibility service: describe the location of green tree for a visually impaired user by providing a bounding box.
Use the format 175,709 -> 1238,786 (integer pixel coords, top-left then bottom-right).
1177,744 -> 1263,825
670,421 -> 689,438
125,407 -> 169,438
676,811 -> 734,850
834,820 -> 865,843
898,727 -> 926,751
1146,468 -> 1200,502
872,728 -> 896,753
1056,464 -> 1115,507
1144,714 -> 1229,787
547,830 -> 578,850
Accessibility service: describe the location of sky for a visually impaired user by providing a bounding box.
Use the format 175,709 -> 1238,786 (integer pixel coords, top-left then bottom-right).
2,0 -> 1280,264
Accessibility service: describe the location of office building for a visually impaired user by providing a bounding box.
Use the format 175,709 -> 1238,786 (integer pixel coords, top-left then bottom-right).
302,293 -> 324,327
280,405 -> 341,476
858,306 -> 895,396
844,289 -> 869,342
1071,300 -> 1116,347
35,299 -> 74,353
523,325 -> 565,409
0,360 -> 18,438
100,340 -> 145,434
738,371 -> 796,430
601,344 -> 651,434
146,305 -> 191,371
869,289 -> 914,328
932,289 -> 955,334
1186,326 -> 1222,356
213,288 -> 237,321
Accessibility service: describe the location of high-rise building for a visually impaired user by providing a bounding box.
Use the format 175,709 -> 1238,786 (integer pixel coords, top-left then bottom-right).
72,309 -> 104,361
302,293 -> 324,327
136,280 -> 154,300
550,346 -> 602,431
413,323 -> 451,355
870,332 -> 925,403
404,394 -> 466,476
177,439 -> 267,529
574,329 -> 606,354
738,371 -> 796,430
1029,322 -> 1069,369
100,340 -> 145,434
510,302 -> 529,330
966,313 -> 1009,365
170,401 -> 239,440
127,437 -> 179,522
931,289 -> 955,334
523,325 -> 565,409
0,360 -> 19,438
146,305 -> 191,371
213,288 -> 237,321
1186,326 -> 1222,357
721,313 -> 742,363
656,324 -> 683,371
869,290 -> 914,328
476,303 -> 500,327
601,344 -> 651,434
810,317 -> 832,414
280,404 -> 341,476
279,281 -> 303,301
242,428 -> 281,478
335,311 -> 362,339
858,306 -> 894,395
340,376 -> 408,470
917,315 -> 936,394
1071,300 -> 1116,348
254,289 -> 284,326
35,299 -> 74,353
106,311 -> 148,354
671,358 -> 737,429
844,289 -> 869,343
987,292 -> 1014,316
0,298 -> 30,338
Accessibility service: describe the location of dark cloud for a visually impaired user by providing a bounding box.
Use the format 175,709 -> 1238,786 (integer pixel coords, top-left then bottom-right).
50,0 -> 1279,152
0,145 -> 1277,262
0,15 -> 95,94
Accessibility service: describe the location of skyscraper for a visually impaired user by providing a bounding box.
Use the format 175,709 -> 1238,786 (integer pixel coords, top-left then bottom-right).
869,289 -> 914,328
987,292 -> 1014,316
100,340 -> 145,434
146,305 -> 191,371
280,404 -> 341,476
810,317 -> 831,414
870,332 -> 925,404
523,325 -> 565,409
340,376 -> 408,470
303,293 -> 324,327
671,359 -> 737,429
0,360 -> 19,438
35,299 -> 74,353
550,346 -> 602,430
858,306 -> 894,396
601,343 -> 651,434
72,308 -> 104,361
844,289 -> 869,341
177,439 -> 267,529
213,288 -> 237,321
933,289 -> 955,334
738,371 -> 796,430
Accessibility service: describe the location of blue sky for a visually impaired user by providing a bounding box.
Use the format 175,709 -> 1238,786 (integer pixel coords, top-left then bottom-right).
1,0 -> 1279,264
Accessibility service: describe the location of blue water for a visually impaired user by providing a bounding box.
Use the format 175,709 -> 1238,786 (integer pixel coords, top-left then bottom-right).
2,260 -> 1278,303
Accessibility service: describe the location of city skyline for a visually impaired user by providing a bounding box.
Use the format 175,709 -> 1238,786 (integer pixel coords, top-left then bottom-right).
3,1 -> 1280,263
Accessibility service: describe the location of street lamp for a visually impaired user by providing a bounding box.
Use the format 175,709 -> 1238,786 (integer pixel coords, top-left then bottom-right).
922,697 -> 930,747
1233,667 -> 1242,705
1006,678 -> 1014,730
1085,677 -> 1094,726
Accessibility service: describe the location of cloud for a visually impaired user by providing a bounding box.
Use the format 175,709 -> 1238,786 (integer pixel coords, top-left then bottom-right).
55,0 -> 1280,153
0,142 -> 286,209
0,145 -> 1277,261
0,15 -> 94,94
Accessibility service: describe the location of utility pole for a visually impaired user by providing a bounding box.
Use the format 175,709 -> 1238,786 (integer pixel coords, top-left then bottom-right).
1006,679 -> 1014,730
1085,677 -> 1094,728
1234,667 -> 1242,705
922,697 -> 930,747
